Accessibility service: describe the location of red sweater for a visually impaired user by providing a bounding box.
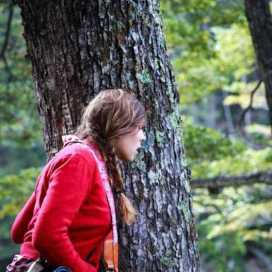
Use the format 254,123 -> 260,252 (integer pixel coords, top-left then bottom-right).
10,142 -> 112,272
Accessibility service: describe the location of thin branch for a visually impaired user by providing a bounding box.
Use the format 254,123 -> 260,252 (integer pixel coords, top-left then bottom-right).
0,2 -> 14,59
0,2 -> 15,82
238,79 -> 262,129
2,55 -> 14,82
191,171 -> 272,189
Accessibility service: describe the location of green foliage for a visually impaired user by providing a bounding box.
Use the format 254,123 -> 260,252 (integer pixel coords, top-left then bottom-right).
161,0 -> 255,104
195,186 -> 272,271
245,123 -> 272,146
0,217 -> 20,259
0,168 -> 39,218
0,4 -> 42,146
199,227 -> 246,271
0,4 -> 44,174
212,25 -> 254,87
0,167 -> 39,257
192,147 -> 272,178
183,118 -> 246,163
0,144 -> 45,176
182,118 -> 272,270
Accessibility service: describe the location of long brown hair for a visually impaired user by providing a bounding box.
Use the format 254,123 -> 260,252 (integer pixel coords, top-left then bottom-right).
76,89 -> 145,224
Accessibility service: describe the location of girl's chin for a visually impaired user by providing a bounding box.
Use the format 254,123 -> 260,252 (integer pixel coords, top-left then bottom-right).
123,152 -> 137,162
115,148 -> 138,161
124,153 -> 135,161
116,151 -> 132,161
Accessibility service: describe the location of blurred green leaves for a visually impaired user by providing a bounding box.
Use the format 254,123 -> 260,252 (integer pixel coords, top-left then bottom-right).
183,118 -> 246,163
0,4 -> 42,146
0,167 -> 39,218
195,185 -> 272,271
161,0 -> 255,104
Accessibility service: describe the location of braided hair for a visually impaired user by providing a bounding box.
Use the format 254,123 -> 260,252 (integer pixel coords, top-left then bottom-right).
76,89 -> 145,224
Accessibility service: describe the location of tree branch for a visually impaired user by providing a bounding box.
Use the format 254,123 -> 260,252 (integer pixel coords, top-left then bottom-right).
191,171 -> 272,189
0,2 -> 14,59
0,2 -> 15,82
238,79 -> 262,129
2,55 -> 13,82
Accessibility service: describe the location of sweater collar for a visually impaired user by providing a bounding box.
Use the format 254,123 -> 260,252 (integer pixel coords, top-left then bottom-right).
62,134 -> 104,161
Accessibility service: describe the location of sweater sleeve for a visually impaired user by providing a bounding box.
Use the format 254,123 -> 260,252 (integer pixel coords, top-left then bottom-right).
32,152 -> 97,272
10,191 -> 36,244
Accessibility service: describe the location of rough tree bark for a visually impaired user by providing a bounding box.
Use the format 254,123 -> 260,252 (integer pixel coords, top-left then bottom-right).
244,0 -> 272,131
17,0 -> 199,271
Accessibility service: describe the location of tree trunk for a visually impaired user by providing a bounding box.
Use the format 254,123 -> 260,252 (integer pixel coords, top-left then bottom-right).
17,0 -> 199,271
244,0 -> 272,131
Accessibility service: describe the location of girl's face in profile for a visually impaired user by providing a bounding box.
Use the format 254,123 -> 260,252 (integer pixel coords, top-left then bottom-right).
114,125 -> 146,161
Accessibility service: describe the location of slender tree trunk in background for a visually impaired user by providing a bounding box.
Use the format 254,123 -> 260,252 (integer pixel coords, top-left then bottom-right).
245,0 -> 272,132
17,0 -> 199,271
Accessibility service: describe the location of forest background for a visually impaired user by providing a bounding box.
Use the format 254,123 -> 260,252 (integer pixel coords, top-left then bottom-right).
0,0 -> 272,271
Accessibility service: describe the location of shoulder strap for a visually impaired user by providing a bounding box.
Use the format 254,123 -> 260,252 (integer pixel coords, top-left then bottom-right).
64,139 -> 119,271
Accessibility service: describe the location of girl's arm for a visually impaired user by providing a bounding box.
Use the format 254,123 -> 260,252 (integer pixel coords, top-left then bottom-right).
10,191 -> 36,244
32,152 -> 97,272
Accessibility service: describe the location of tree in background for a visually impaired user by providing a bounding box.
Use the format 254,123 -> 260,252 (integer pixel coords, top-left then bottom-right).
16,0 -> 199,271
245,0 -> 272,132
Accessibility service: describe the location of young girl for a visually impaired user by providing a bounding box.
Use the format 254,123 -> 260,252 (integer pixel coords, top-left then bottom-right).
6,89 -> 146,272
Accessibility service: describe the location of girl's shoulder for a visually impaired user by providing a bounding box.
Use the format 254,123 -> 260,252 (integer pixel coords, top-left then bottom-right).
57,142 -> 96,164
43,143 -> 98,176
